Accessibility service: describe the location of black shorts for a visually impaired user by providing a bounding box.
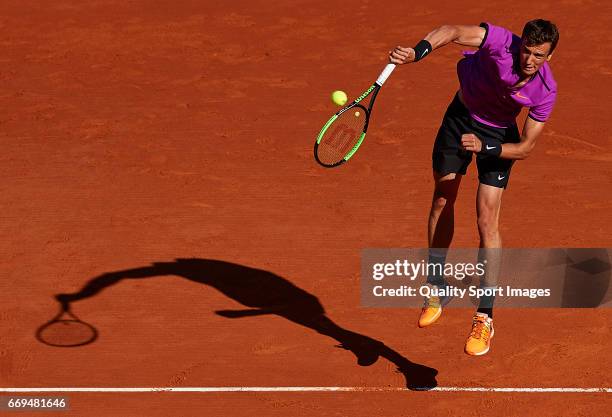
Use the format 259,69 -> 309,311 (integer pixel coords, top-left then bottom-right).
432,94 -> 520,188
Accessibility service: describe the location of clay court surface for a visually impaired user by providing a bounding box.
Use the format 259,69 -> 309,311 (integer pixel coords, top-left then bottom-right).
1,0 -> 611,415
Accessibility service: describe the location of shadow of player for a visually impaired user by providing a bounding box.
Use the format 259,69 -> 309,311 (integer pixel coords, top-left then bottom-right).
53,258 -> 437,390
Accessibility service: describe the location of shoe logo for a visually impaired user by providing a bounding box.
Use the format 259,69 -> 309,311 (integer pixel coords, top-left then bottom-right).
498,174 -> 505,181
420,49 -> 429,59
514,91 -> 529,100
486,145 -> 496,150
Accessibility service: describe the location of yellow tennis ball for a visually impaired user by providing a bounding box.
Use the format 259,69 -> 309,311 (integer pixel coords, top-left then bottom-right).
354,111 -> 360,117
331,90 -> 348,106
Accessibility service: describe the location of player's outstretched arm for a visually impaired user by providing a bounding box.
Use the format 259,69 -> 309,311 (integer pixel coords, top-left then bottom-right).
499,117 -> 545,160
389,25 -> 485,64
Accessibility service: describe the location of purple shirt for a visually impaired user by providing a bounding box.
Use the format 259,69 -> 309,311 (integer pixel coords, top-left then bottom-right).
457,22 -> 557,128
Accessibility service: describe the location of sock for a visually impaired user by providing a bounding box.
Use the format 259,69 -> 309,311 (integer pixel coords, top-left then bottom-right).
476,286 -> 496,319
476,307 -> 493,318
426,249 -> 447,289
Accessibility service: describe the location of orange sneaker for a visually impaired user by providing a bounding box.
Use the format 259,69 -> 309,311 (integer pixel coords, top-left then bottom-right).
418,296 -> 443,328
464,313 -> 494,356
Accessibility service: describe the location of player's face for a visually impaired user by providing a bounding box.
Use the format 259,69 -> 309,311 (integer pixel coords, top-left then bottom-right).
519,41 -> 552,76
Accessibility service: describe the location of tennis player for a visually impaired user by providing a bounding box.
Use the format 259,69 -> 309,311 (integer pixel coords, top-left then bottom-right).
389,20 -> 559,355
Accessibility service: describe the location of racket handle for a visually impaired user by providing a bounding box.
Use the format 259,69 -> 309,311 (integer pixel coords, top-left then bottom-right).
375,64 -> 396,86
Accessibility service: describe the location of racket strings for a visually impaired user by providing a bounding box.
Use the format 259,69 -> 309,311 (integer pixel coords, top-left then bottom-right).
37,318 -> 98,347
317,109 -> 366,165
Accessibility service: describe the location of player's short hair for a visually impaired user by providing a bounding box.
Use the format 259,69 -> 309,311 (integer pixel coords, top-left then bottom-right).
522,19 -> 559,54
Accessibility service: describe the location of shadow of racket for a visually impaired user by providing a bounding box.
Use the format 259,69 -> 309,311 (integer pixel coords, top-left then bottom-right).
36,296 -> 98,347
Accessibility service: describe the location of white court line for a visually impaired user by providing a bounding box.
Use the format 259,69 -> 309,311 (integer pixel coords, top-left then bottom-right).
0,387 -> 610,393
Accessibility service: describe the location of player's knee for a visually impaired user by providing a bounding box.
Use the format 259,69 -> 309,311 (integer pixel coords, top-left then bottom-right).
431,195 -> 454,213
432,186 -> 458,209
477,213 -> 498,237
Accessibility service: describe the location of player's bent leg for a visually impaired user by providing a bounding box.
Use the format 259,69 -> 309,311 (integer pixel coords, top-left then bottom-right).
429,171 -> 462,248
419,172 -> 462,328
424,93 -> 471,328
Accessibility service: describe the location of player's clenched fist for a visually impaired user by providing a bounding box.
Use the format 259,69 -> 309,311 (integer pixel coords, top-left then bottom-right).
389,46 -> 415,64
461,133 -> 482,153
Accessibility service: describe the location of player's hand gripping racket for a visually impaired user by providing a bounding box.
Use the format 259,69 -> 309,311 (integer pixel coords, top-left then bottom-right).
314,63 -> 396,167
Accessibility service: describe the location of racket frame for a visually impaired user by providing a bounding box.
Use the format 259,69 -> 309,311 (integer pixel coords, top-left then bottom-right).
314,69 -> 389,168
35,303 -> 98,347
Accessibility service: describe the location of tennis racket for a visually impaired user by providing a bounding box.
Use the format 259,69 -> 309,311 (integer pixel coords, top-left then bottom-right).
314,63 -> 396,168
36,295 -> 98,347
